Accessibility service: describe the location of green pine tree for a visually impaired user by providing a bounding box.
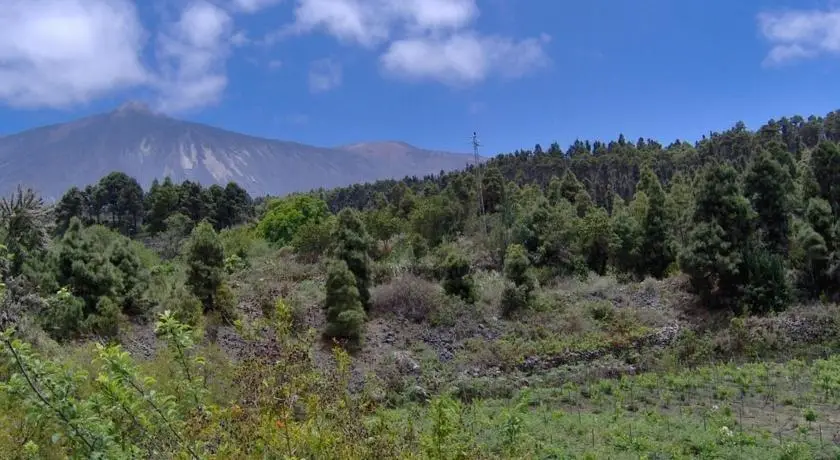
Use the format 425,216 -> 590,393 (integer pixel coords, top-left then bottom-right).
559,170 -> 584,203
745,149 -> 792,255
334,209 -> 373,311
609,195 -> 641,277
811,141 -> 840,213
679,164 -> 754,309
579,206 -> 611,276
637,167 -> 673,278
185,221 -> 226,313
664,172 -> 695,249
324,259 -> 367,341
482,166 -> 506,213
145,177 -> 181,234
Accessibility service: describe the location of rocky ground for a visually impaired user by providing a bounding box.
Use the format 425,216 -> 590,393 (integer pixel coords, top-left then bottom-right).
119,256 -> 840,405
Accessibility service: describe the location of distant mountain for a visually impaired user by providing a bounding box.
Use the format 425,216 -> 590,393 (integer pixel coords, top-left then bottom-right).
337,140 -> 477,175
0,103 -> 476,200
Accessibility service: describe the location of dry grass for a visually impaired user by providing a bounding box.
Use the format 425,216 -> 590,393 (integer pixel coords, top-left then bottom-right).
371,274 -> 446,322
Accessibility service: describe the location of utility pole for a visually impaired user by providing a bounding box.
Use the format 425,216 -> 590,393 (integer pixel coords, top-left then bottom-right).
472,132 -> 487,237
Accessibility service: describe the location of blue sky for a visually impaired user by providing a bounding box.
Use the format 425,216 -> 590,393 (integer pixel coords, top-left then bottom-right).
0,0 -> 839,156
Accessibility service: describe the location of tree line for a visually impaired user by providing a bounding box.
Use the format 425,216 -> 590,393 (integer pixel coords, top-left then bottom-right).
54,173 -> 255,237
302,108 -> 840,323
4,108 -> 840,342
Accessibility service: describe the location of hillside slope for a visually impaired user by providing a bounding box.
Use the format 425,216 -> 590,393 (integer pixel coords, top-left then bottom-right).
0,103 -> 474,200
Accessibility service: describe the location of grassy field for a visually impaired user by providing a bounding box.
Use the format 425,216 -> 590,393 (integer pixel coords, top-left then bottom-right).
376,356 -> 840,459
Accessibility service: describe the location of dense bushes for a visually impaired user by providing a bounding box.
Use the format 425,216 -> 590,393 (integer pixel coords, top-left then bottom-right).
41,218 -> 155,338
257,194 -> 329,246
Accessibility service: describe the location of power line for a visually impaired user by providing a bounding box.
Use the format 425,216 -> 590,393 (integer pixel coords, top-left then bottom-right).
472,132 -> 487,237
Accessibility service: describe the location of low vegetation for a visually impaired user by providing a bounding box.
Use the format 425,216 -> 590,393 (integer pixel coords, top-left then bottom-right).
2,109 -> 840,457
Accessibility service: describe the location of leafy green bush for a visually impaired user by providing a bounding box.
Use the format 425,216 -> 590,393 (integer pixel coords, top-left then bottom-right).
291,214 -> 336,263
257,195 -> 329,246
162,285 -> 203,326
0,311 -> 203,458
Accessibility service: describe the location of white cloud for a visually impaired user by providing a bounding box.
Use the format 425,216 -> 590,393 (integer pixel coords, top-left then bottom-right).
289,0 -> 391,46
0,0 -> 547,111
231,30 -> 251,47
389,0 -> 478,34
230,0 -> 284,13
309,58 -> 342,92
155,0 -> 233,112
288,0 -> 478,47
381,33 -> 549,85
0,0 -> 241,112
758,9 -> 840,65
0,0 -> 148,108
286,0 -> 548,86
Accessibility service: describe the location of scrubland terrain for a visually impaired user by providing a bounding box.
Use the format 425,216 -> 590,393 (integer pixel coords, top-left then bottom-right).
3,110 -> 840,458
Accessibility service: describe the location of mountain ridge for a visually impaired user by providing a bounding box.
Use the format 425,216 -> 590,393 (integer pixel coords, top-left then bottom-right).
0,106 -> 476,200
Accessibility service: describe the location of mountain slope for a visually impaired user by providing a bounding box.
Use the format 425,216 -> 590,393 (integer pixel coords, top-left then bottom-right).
0,103 -> 475,200
337,141 -> 476,175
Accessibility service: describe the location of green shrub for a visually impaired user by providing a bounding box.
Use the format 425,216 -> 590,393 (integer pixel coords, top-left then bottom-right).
438,248 -> 476,304
501,284 -> 531,318
501,244 -> 535,317
587,300 -> 615,322
291,215 -> 336,263
219,225 -> 256,260
224,254 -> 248,274
214,282 -> 238,323
162,285 -> 203,327
83,296 -> 121,337
39,288 -> 85,340
257,194 -> 329,246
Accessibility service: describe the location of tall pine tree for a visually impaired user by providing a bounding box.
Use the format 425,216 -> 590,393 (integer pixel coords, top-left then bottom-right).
324,259 -> 366,341
185,221 -> 226,313
745,149 -> 791,255
333,209 -> 373,311
811,141 -> 840,214
637,167 -> 673,278
680,163 -> 754,309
